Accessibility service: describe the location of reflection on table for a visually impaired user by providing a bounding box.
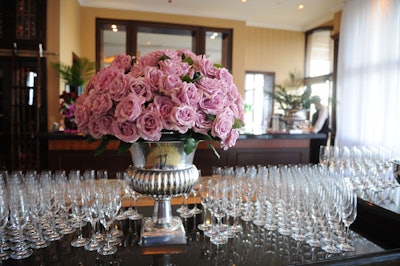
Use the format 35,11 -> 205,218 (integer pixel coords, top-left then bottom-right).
0,204 -> 388,266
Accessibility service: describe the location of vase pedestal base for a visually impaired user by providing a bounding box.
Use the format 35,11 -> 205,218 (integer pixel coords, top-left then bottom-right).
140,217 -> 186,246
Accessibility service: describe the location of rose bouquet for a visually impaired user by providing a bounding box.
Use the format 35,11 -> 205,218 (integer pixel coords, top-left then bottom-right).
74,49 -> 244,156
60,91 -> 77,119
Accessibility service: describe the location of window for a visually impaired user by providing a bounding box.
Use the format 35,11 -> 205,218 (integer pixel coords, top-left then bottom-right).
244,72 -> 274,134
98,22 -> 127,68
304,27 -> 335,137
96,19 -> 232,71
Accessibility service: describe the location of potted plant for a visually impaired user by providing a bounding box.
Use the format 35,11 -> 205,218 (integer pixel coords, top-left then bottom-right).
266,73 -> 312,130
51,57 -> 95,95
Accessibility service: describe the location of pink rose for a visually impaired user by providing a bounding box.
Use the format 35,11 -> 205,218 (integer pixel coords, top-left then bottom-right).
144,66 -> 163,91
161,49 -> 180,60
231,97 -> 245,122
221,129 -> 239,150
159,74 -> 182,96
137,52 -> 159,68
136,108 -> 163,141
196,77 -> 225,97
199,92 -> 226,115
97,113 -> 115,135
149,49 -> 179,61
194,55 -> 215,77
215,67 -> 234,86
74,101 -> 90,134
95,66 -> 124,94
172,82 -> 202,106
130,63 -> 145,78
125,74 -> 153,102
90,92 -> 113,116
159,59 -> 190,77
84,76 -> 96,95
111,120 -> 140,143
153,95 -> 176,131
193,111 -> 213,135
115,93 -> 145,122
108,74 -> 128,101
88,116 -> 103,139
211,109 -> 234,140
177,49 -> 197,61
111,54 -> 132,71
171,105 -> 197,133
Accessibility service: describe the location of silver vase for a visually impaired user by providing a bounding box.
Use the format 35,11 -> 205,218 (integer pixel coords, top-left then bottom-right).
126,141 -> 199,246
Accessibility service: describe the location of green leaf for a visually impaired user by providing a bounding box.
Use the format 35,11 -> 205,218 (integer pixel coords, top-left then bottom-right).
94,139 -> 109,157
181,75 -> 192,83
51,57 -> 95,87
206,113 -> 216,121
182,56 -> 194,65
213,63 -> 223,68
184,137 -> 198,155
233,118 -> 244,129
192,72 -> 203,82
117,141 -> 132,155
159,54 -> 171,61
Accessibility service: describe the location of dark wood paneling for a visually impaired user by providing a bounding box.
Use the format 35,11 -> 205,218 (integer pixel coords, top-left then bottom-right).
45,137 -> 313,177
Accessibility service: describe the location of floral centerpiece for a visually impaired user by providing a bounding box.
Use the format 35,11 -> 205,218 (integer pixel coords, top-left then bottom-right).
60,91 -> 78,132
74,49 -> 244,156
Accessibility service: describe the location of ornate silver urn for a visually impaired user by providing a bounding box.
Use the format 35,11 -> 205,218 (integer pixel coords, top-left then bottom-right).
126,141 -> 199,246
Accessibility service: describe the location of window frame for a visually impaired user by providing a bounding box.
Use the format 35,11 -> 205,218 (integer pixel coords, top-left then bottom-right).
304,26 -> 337,144
95,18 -> 233,71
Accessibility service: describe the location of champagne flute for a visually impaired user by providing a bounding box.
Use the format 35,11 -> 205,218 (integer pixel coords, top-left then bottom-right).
191,182 -> 203,215
338,185 -> 357,251
69,171 -> 89,247
197,180 -> 211,231
84,180 -> 102,251
210,183 -> 228,245
98,186 -> 119,255
9,183 -> 33,259
319,145 -> 331,168
0,185 -> 10,260
123,173 -> 143,221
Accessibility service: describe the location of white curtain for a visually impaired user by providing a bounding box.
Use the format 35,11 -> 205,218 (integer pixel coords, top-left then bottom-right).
336,0 -> 400,153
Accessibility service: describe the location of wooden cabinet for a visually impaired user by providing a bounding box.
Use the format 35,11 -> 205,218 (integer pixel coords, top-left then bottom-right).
40,133 -> 326,177
0,0 -> 47,50
0,55 -> 47,170
0,0 -> 48,170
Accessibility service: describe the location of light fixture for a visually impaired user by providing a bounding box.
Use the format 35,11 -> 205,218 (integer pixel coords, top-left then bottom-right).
210,32 -> 218,39
241,0 -> 247,3
298,4 -> 304,10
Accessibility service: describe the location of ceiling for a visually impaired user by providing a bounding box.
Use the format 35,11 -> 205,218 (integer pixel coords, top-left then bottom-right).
78,0 -> 344,31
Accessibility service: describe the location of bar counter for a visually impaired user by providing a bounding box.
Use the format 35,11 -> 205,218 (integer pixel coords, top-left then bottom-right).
38,132 -> 327,176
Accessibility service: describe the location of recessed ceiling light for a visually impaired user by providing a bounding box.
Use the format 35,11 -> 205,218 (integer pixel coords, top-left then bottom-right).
298,4 -> 305,10
241,0 -> 247,3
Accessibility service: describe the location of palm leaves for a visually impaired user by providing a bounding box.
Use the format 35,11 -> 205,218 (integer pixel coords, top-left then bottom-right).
51,57 -> 95,86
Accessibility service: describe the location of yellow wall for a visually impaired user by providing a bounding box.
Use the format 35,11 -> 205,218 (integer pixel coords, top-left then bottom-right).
46,0 -> 60,130
47,0 -> 82,129
46,4 -> 316,130
245,26 -> 305,83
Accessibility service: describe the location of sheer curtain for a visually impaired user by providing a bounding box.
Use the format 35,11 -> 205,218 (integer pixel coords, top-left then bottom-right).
336,0 -> 400,153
